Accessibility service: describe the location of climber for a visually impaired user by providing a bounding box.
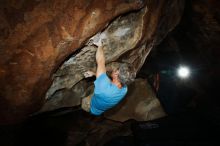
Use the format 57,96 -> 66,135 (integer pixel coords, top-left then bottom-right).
81,41 -> 135,116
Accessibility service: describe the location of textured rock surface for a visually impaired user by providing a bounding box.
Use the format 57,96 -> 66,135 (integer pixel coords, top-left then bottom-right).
0,0 -> 185,124
104,79 -> 166,122
41,5 -> 150,113
0,0 -> 145,124
41,0 -> 184,113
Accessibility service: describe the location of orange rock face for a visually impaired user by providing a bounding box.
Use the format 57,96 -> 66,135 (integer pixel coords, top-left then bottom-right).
0,0 -> 145,124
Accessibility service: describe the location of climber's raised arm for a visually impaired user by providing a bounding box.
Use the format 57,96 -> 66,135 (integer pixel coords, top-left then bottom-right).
95,45 -> 106,78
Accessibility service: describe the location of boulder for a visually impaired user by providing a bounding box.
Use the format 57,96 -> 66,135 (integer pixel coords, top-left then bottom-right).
0,0 -> 184,124
0,0 -> 145,124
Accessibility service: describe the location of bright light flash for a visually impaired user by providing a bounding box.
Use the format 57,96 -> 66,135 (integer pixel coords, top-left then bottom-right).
177,66 -> 190,78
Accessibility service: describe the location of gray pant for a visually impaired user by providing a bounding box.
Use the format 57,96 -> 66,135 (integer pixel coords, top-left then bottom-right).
81,94 -> 92,112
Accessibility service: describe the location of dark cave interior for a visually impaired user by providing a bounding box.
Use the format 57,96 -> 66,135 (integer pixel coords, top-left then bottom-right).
0,0 -> 220,146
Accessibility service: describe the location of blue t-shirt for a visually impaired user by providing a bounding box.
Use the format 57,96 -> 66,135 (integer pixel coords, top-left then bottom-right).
90,73 -> 127,115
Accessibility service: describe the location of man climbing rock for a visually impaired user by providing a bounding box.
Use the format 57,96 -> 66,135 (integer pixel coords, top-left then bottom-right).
82,37 -> 135,116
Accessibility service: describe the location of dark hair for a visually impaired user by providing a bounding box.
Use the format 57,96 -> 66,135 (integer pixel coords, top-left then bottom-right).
118,63 -> 136,86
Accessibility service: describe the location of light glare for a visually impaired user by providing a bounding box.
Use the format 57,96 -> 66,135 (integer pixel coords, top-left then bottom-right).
177,66 -> 190,78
